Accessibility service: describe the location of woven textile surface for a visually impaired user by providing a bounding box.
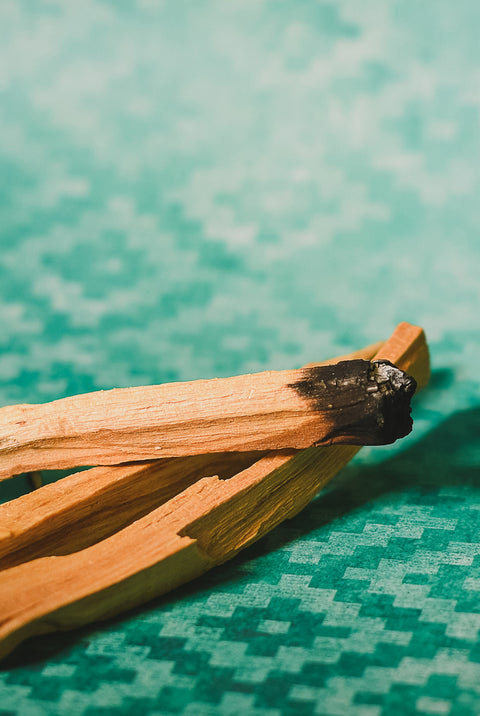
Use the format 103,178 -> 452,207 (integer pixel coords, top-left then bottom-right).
1,2 -> 480,714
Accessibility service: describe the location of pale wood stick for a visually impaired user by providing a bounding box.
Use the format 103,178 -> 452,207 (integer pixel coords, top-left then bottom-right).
0,452 -> 265,571
0,343 -> 416,480
0,343 -> 383,570
0,322 -> 430,659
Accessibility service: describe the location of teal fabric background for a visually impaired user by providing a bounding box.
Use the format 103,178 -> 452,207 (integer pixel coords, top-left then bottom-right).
1,1 -> 480,714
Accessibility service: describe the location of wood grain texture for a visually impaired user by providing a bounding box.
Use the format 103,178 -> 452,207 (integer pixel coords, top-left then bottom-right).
0,322 -> 430,660
0,452 -> 265,570
0,347 -> 416,480
0,345 -> 383,569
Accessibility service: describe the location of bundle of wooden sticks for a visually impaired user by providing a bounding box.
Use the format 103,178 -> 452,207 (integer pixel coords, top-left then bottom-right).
0,322 -> 430,659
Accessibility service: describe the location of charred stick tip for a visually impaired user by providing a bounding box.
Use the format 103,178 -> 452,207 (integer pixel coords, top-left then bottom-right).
367,359 -> 417,444
290,359 -> 417,446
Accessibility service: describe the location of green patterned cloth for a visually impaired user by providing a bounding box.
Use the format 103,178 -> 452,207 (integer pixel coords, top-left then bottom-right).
1,2 -> 480,714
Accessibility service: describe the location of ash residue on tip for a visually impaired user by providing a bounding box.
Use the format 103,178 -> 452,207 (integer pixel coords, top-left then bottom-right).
365,359 -> 417,443
370,359 -> 417,397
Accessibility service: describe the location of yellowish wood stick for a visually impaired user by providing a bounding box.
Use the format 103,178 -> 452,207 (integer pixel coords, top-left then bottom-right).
0,322 -> 430,660
0,342 -> 384,571
0,340 -> 416,480
0,452 -> 265,571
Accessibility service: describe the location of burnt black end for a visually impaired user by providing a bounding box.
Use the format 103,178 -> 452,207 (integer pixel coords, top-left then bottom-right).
367,360 -> 417,444
290,359 -> 417,446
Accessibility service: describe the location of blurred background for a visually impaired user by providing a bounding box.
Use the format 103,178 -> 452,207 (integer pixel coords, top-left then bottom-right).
1,2 -> 480,714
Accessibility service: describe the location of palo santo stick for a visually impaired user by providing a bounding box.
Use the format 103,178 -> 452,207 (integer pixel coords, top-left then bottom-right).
0,452 -> 265,571
0,323 -> 430,659
0,354 -> 416,480
0,343 -> 384,569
